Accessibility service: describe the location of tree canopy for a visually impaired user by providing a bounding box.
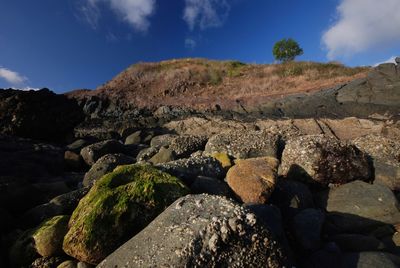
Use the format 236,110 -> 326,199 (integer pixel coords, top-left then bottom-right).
273,38 -> 303,62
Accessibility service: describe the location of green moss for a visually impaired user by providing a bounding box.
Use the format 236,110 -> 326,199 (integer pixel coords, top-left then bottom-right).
63,164 -> 189,264
226,61 -> 246,77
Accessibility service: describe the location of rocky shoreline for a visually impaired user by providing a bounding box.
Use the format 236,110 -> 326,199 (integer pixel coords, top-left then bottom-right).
1,62 -> 400,267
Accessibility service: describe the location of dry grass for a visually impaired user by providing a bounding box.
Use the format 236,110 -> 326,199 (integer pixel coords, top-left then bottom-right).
69,58 -> 370,110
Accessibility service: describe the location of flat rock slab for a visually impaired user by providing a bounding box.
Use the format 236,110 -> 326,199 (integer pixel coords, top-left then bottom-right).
98,194 -> 289,268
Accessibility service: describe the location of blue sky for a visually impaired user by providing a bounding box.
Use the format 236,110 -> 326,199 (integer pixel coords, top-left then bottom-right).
0,0 -> 399,93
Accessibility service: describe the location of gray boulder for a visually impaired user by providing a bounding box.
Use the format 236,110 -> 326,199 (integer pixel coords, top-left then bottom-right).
148,147 -> 175,164
191,176 -> 232,197
322,181 -> 400,232
80,140 -> 126,166
98,194 -> 289,268
204,130 -> 279,159
136,146 -> 158,162
292,208 -> 325,251
150,134 -> 177,148
395,57 -> 400,64
280,135 -> 372,186
83,153 -> 135,187
341,252 -> 400,268
157,156 -> 225,185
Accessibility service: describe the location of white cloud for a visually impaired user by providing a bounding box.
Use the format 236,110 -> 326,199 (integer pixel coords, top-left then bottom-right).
81,0 -> 156,32
0,67 -> 27,86
373,56 -> 398,67
322,0 -> 400,59
183,0 -> 230,31
185,38 -> 197,49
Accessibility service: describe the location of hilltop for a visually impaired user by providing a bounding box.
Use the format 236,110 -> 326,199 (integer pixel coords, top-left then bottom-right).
67,58 -> 369,112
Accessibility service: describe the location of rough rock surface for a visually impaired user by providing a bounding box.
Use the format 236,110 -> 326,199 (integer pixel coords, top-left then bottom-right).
226,157 -> 279,203
280,135 -> 372,186
204,130 -> 279,159
63,164 -> 189,265
148,147 -> 175,164
157,156 -> 225,185
323,180 -> 400,232
83,153 -> 135,187
98,194 -> 289,268
291,208 -> 325,251
169,135 -> 208,158
150,134 -> 177,148
80,140 -> 126,166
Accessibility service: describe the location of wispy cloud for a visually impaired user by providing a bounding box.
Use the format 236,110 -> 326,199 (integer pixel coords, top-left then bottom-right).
183,0 -> 230,31
0,67 -> 27,86
373,56 -> 398,67
185,38 -> 197,49
80,0 -> 156,32
322,0 -> 400,60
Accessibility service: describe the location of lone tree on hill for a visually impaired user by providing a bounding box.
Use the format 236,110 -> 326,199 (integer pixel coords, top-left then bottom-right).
273,38 -> 303,62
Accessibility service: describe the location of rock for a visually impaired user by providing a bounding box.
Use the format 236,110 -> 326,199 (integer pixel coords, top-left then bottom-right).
190,176 -> 232,197
57,260 -> 77,268
148,147 -> 175,164
124,130 -> 141,145
341,252 -> 400,268
280,135 -> 372,186
226,157 -> 279,203
292,208 -> 325,251
66,139 -> 92,153
303,243 -> 342,268
32,215 -> 70,257
157,156 -> 225,185
204,130 -> 279,159
270,179 -> 314,220
63,164 -> 189,265
150,134 -> 177,148
211,152 -> 232,169
0,88 -> 84,141
83,153 -> 135,187
136,146 -> 158,162
80,140 -> 126,166
64,150 -> 83,170
322,181 -> 400,232
22,187 -> 89,228
10,215 -> 69,266
330,234 -> 385,252
395,57 -> 400,64
30,256 -> 64,268
98,194 -> 289,268
353,134 -> 400,190
169,135 -> 208,158
77,262 -> 94,268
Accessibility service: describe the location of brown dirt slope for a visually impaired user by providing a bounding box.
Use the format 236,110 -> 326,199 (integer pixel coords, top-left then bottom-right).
67,58 -> 369,110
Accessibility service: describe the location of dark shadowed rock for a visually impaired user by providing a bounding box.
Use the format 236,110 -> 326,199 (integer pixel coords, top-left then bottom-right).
341,251 -> 400,268
329,234 -> 385,252
204,130 -> 279,159
280,135 -> 372,186
156,156 -> 225,185
30,256 -> 64,268
0,88 -> 84,141
80,140 -> 126,166
83,153 -> 135,187
136,146 -> 158,162
226,157 -> 279,204
291,208 -> 325,251
98,194 -> 289,268
191,176 -> 232,197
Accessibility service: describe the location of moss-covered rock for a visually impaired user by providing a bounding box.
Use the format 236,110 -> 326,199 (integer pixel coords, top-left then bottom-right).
33,215 -> 70,257
211,152 -> 232,169
62,164 -> 189,265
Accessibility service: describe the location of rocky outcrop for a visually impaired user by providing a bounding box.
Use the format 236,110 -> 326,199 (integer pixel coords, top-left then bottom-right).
0,88 -> 84,141
98,194 -> 290,268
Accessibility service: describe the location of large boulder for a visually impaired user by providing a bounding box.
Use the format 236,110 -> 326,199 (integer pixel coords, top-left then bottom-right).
157,156 -> 225,185
321,180 -> 400,232
0,88 -> 84,141
80,140 -> 126,166
291,208 -> 325,251
353,134 -> 400,191
83,153 -> 135,187
226,157 -> 279,203
98,194 -> 289,268
341,251 -> 400,268
280,135 -> 372,186
204,130 -> 279,159
63,164 -> 189,264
